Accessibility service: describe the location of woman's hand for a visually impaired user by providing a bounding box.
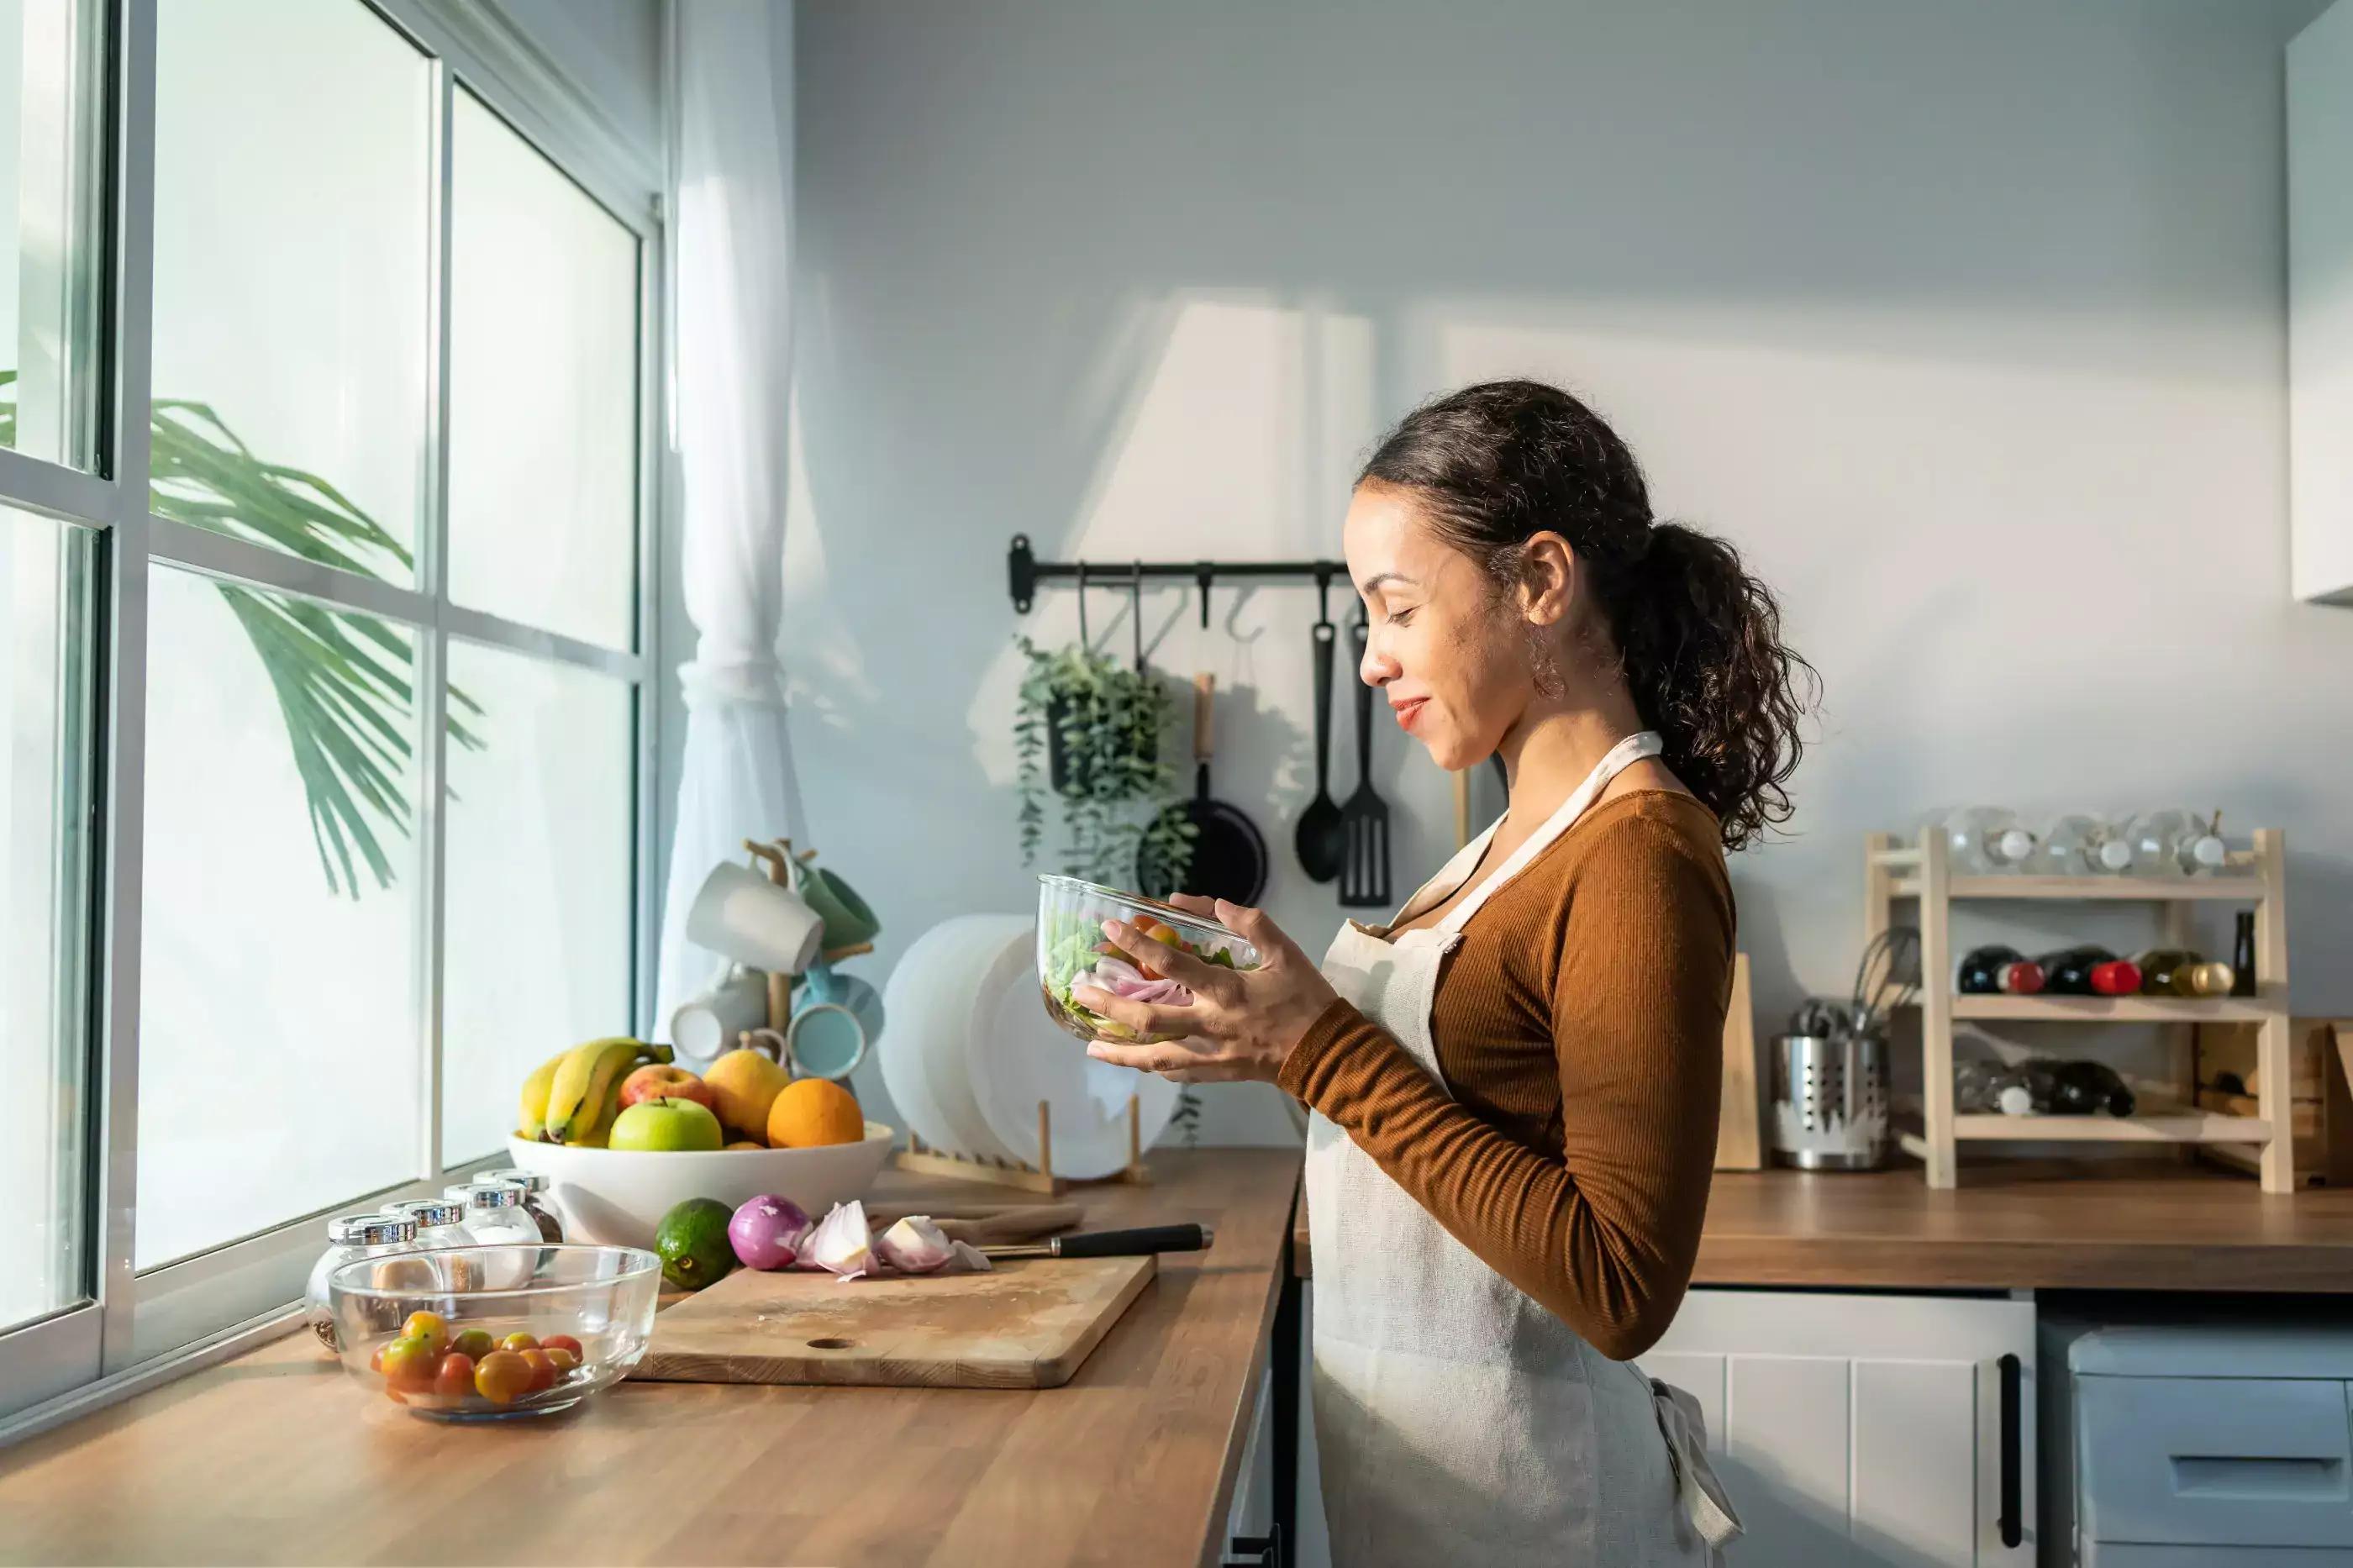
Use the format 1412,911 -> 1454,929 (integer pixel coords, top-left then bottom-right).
1071,895 -> 1339,1084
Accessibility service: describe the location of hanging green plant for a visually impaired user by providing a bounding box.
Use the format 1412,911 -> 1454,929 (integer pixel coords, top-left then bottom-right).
1013,635 -> 1192,887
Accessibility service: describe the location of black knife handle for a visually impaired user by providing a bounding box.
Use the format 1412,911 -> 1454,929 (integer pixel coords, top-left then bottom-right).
1311,620 -> 1334,792
1054,1223 -> 1212,1258
1350,615 -> 1372,776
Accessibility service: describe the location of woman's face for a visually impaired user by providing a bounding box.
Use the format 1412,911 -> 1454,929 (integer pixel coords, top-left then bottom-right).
1342,481 -> 1548,773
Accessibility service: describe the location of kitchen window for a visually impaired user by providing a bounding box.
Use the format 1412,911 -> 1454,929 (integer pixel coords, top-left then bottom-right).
0,0 -> 661,1424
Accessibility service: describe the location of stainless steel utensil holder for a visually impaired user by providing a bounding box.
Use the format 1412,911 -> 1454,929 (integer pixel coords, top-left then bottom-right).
1771,1030 -> 1889,1171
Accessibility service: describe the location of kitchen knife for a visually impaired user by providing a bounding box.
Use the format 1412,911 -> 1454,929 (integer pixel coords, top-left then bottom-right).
980,1223 -> 1213,1260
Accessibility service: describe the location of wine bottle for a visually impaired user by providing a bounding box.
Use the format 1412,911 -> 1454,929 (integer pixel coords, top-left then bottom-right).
1956,1060 -> 2037,1115
2129,808 -> 2228,877
1957,945 -> 2045,995
2137,949 -> 2235,997
1934,807 -> 2037,873
2049,1058 -> 2135,1117
2232,911 -> 2257,997
2030,814 -> 2135,876
2038,946 -> 2143,996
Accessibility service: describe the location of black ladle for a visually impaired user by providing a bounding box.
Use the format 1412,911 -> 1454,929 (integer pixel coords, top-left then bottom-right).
1294,573 -> 1346,883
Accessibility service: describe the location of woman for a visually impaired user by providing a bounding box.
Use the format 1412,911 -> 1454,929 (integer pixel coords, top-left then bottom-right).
1074,380 -> 1812,1565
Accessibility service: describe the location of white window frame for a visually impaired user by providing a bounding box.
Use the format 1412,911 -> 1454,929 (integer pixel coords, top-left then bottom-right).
0,0 -> 666,1432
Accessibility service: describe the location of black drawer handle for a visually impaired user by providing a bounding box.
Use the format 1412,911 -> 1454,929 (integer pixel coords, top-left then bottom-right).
1998,1352 -> 2022,1550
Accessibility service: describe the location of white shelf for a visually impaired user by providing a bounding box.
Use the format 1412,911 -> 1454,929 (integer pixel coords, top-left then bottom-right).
1952,1109 -> 2271,1144
1941,993 -> 2282,1023
1888,874 -> 2267,902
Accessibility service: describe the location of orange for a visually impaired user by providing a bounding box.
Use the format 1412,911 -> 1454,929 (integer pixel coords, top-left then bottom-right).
767,1078 -> 865,1149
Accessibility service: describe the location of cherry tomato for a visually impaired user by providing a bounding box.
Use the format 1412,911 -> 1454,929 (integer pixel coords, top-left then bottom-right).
400,1311 -> 449,1358
519,1348 -> 558,1393
499,1331 -> 539,1354
543,1347 -> 581,1376
1134,918 -> 1181,981
540,1334 -> 582,1359
368,1345 -> 385,1375
473,1350 -> 534,1405
379,1334 -> 437,1392
433,1351 -> 476,1398
450,1328 -> 495,1360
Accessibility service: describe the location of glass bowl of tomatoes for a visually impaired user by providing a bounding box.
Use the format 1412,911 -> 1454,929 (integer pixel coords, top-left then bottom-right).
327,1243 -> 659,1421
1034,875 -> 1261,1045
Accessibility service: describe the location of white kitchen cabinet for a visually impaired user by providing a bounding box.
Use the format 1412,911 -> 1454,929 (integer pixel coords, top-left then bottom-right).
2291,0 -> 2353,604
1639,1289 -> 2035,1567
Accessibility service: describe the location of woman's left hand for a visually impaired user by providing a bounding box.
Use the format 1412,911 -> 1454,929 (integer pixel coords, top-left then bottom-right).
1071,895 -> 1339,1085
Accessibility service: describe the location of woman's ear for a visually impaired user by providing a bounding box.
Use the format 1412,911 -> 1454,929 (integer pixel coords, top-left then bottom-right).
1516,532 -> 1577,627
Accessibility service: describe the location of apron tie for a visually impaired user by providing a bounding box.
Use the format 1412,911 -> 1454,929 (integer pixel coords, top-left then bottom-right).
1649,1379 -> 1745,1553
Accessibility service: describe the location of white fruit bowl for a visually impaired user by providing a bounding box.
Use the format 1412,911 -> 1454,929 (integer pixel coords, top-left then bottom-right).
503,1123 -> 895,1251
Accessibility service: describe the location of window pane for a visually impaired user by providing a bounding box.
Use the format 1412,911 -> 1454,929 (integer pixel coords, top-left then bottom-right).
0,0 -> 108,469
441,645 -> 632,1165
137,566 -> 420,1269
0,513 -> 92,1329
448,92 -> 639,650
151,0 -> 430,582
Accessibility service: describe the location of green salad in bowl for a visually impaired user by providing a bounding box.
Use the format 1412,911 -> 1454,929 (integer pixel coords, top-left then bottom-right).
1036,875 -> 1261,1044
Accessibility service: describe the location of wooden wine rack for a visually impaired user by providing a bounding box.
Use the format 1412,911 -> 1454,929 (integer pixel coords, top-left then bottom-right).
1866,828 -> 2295,1193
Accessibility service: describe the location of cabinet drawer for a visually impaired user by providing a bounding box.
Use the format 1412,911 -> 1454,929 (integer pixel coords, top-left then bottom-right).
2078,1376 -> 2353,1547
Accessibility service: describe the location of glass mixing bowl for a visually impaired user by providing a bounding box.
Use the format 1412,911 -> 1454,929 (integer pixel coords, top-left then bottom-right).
1035,875 -> 1260,1044
327,1243 -> 658,1421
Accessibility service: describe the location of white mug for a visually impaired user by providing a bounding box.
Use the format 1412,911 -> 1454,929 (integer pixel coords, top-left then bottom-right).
685,860 -> 825,977
669,966 -> 769,1063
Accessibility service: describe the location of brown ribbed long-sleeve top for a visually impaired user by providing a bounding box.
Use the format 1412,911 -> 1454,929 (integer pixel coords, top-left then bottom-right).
1277,790 -> 1733,1361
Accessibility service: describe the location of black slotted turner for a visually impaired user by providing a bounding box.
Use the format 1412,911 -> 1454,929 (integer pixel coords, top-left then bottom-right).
1338,614 -> 1392,909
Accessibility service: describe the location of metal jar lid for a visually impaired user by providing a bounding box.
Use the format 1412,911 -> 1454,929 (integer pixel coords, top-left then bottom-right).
382,1197 -> 467,1229
450,1181 -> 523,1212
329,1213 -> 418,1246
476,1166 -> 548,1195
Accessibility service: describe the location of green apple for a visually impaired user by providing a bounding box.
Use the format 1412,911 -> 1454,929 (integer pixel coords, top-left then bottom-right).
608,1097 -> 724,1153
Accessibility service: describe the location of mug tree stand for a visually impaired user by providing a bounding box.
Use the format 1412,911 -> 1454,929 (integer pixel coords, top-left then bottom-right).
892,1097 -> 1151,1196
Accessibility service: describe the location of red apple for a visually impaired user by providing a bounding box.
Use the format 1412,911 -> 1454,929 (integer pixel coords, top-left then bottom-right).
618,1064 -> 717,1113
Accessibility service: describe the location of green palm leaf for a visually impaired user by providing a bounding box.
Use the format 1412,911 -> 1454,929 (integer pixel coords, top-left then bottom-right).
0,372 -> 487,898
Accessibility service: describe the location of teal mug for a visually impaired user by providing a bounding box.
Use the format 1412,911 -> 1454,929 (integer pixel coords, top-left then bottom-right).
792,862 -> 880,950
783,1002 -> 869,1081
798,959 -> 885,1045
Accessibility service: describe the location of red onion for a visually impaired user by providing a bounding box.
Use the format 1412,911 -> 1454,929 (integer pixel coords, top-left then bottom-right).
728,1193 -> 812,1271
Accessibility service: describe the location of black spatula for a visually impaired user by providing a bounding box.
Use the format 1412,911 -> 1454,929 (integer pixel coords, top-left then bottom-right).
1338,615 -> 1392,909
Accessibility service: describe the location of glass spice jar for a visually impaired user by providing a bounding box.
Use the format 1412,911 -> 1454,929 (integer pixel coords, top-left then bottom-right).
304,1213 -> 418,1353
465,1169 -> 564,1243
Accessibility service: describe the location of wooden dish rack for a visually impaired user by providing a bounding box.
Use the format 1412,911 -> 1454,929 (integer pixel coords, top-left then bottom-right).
1866,828 -> 2296,1192
892,1096 -> 1151,1196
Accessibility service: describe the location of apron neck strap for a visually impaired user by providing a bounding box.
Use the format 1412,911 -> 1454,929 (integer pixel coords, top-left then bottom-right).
1432,729 -> 1663,935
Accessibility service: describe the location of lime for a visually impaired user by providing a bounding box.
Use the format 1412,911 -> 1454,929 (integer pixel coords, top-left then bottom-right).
655,1197 -> 738,1292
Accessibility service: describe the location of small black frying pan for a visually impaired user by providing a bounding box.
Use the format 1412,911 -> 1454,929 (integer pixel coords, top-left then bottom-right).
1139,673 -> 1268,905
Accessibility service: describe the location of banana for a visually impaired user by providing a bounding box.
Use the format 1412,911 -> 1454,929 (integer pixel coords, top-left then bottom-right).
515,1049 -> 571,1140
544,1037 -> 674,1144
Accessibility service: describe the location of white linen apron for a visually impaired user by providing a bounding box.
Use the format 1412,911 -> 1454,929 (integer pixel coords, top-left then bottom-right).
1304,730 -> 1740,1566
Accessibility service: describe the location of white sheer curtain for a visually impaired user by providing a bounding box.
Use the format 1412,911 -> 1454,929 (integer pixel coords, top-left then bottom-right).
655,0 -> 804,1034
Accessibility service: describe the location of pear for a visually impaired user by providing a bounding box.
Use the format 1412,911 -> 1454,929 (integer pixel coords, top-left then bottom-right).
703,1040 -> 791,1139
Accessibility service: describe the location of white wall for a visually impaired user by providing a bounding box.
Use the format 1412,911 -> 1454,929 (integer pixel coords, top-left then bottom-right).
761,0 -> 2351,1146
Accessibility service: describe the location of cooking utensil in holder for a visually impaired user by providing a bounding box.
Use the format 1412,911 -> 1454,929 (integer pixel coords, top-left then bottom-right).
1770,1027 -> 1889,1171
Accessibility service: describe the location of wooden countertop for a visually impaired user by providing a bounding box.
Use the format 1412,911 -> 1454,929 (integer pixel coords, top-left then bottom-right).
0,1149 -> 1300,1568
1294,1160 -> 2353,1292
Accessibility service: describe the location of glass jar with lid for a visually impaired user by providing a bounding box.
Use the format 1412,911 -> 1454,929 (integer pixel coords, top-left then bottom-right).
382,1196 -> 474,1250
465,1169 -> 564,1243
305,1213 -> 418,1353
448,1181 -> 541,1288
447,1181 -> 541,1247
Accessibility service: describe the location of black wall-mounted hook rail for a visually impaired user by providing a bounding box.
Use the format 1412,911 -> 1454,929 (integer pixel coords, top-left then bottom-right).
1008,534 -> 1349,616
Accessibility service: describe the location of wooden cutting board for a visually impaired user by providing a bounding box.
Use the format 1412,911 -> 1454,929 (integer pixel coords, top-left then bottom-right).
633,1254 -> 1155,1389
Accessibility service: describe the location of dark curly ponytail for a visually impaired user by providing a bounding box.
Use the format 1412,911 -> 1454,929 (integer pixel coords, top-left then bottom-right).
1359,379 -> 1814,850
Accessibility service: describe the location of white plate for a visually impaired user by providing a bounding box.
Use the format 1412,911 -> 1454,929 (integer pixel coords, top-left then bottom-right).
878,913 -> 1030,1159
966,919 -> 1177,1179
505,1123 -> 893,1252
